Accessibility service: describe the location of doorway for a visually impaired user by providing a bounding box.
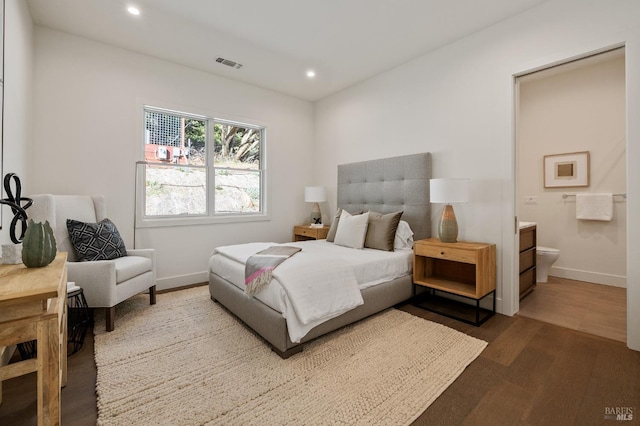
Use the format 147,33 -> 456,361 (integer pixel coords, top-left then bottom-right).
514,48 -> 627,341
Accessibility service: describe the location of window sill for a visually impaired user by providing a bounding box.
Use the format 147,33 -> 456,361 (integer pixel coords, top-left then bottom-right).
135,213 -> 271,229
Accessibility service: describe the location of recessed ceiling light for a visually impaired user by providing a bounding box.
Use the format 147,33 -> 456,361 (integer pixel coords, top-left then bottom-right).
127,6 -> 141,16
306,70 -> 316,78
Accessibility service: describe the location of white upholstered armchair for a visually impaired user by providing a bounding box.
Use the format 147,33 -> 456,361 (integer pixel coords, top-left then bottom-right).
28,194 -> 156,331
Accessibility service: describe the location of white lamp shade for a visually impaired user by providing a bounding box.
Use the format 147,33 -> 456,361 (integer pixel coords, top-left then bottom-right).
304,186 -> 327,203
430,178 -> 469,204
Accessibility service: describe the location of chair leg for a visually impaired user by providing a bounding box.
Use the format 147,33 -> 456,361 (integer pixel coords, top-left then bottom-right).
106,306 -> 115,332
149,285 -> 157,305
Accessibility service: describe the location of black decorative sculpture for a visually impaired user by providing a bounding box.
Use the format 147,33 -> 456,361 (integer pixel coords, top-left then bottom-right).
0,173 -> 33,243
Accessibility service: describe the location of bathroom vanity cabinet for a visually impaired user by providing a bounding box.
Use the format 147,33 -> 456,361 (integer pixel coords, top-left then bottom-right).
519,224 -> 536,299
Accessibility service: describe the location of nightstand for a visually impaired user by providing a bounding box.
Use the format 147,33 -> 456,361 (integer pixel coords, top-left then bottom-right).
293,225 -> 330,241
413,238 -> 496,326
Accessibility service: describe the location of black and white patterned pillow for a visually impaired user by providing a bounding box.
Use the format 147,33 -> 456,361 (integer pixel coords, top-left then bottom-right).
66,218 -> 127,261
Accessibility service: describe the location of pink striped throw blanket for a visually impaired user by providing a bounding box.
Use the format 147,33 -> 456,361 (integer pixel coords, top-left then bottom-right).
244,246 -> 302,296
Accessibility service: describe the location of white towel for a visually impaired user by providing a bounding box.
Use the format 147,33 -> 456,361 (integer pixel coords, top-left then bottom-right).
576,193 -> 613,221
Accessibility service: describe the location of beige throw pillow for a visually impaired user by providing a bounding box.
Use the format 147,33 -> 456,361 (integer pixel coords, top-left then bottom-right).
364,211 -> 404,251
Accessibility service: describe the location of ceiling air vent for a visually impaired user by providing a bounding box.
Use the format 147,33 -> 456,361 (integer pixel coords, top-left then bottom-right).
215,57 -> 243,70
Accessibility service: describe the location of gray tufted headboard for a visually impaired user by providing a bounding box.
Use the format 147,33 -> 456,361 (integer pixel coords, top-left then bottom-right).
337,152 -> 431,240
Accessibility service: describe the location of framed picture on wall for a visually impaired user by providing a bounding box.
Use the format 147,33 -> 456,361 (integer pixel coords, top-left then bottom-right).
543,151 -> 590,188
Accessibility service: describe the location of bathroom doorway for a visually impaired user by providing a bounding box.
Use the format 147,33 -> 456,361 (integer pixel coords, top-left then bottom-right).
514,48 -> 627,342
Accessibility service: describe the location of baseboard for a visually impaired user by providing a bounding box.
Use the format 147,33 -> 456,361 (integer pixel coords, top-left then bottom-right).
157,282 -> 208,294
550,266 -> 626,288
155,271 -> 209,291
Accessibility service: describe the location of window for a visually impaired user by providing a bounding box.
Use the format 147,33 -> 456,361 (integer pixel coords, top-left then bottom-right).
139,106 -> 265,223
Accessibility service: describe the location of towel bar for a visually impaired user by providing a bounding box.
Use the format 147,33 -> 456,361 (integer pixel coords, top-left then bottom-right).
562,193 -> 626,199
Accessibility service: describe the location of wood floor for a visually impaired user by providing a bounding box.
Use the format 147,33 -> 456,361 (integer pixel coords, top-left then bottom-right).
1,288 -> 638,425
518,276 -> 627,343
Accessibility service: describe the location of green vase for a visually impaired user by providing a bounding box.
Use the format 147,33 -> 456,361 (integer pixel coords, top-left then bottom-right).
22,219 -> 57,267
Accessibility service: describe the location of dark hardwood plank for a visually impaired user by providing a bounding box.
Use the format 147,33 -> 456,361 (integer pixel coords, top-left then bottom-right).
523,330 -> 598,425
462,380 -> 534,426
481,316 -> 543,367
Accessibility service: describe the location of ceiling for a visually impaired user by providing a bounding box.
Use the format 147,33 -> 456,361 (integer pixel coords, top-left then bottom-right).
26,0 -> 550,101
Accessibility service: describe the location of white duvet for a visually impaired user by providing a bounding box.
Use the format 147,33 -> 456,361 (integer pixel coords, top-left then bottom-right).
209,240 -> 412,343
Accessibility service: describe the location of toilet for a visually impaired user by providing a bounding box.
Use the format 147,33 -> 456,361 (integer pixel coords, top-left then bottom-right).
536,246 -> 560,283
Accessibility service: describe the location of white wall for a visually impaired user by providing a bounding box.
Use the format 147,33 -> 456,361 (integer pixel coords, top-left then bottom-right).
314,0 -> 640,350
518,53 -> 626,287
31,28 -> 315,289
0,0 -> 34,247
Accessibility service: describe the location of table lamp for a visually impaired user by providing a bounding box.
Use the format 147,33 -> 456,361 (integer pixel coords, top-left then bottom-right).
304,186 -> 327,227
430,178 -> 469,243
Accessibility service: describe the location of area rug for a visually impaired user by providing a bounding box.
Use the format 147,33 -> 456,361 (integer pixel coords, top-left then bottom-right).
94,286 -> 487,425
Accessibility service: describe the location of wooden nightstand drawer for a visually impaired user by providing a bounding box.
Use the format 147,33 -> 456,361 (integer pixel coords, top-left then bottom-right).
414,243 -> 476,264
297,227 -> 318,238
293,225 -> 329,241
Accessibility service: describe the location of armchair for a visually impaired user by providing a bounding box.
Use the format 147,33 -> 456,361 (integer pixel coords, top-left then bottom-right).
28,194 -> 156,331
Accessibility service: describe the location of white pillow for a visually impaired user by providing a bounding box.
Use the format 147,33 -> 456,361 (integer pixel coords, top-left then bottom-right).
334,210 -> 370,249
394,220 -> 414,250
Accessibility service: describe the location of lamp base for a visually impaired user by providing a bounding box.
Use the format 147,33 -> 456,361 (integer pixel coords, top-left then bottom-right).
438,204 -> 458,243
310,202 -> 323,227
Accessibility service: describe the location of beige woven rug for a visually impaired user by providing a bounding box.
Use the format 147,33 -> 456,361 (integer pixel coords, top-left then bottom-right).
94,286 -> 487,425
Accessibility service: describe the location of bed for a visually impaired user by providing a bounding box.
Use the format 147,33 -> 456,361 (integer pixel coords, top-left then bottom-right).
209,152 -> 431,358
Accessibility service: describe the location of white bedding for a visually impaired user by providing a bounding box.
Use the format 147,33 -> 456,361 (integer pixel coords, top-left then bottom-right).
209,240 -> 412,343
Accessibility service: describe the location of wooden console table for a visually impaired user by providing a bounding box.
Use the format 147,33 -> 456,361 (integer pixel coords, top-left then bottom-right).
0,252 -> 68,425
